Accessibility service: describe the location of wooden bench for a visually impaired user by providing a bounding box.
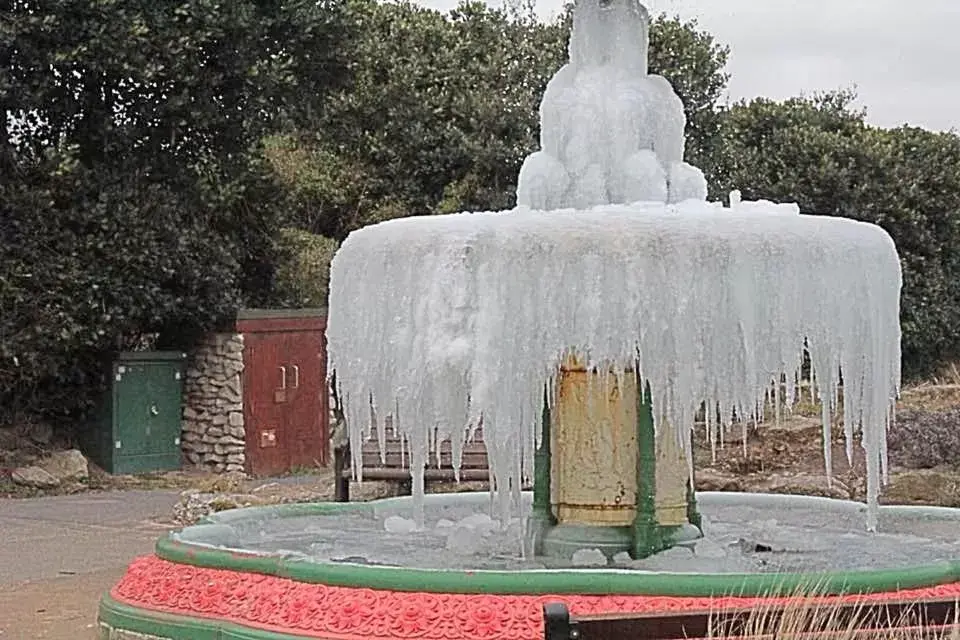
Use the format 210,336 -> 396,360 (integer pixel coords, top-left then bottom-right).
542,597 -> 960,640
333,426 -> 490,502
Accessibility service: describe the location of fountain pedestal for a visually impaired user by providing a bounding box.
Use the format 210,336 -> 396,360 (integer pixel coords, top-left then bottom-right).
533,357 -> 701,561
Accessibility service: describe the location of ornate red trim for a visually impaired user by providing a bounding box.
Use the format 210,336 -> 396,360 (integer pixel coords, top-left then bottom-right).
111,556 -> 960,640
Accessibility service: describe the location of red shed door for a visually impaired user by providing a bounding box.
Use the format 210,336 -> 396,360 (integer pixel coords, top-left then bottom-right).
284,324 -> 328,470
240,312 -> 329,477
242,331 -> 289,476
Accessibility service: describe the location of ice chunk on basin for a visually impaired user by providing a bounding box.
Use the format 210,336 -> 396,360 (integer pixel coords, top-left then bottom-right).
384,516 -> 419,535
445,525 -> 487,555
572,549 -> 609,567
457,513 -> 498,533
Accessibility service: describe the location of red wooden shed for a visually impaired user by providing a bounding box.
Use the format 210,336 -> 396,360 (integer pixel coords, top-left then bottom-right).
236,309 -> 329,476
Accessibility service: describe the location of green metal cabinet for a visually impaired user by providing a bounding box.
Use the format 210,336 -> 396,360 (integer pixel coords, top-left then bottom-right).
84,351 -> 186,475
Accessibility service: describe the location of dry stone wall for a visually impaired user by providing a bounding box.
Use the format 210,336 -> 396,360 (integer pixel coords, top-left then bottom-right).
181,334 -> 246,473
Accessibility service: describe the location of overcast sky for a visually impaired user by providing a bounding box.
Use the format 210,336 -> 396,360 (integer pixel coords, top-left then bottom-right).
414,0 -> 960,132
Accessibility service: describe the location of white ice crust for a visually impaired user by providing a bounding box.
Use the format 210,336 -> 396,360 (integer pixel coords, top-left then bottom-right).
327,201 -> 902,531
516,0 -> 708,209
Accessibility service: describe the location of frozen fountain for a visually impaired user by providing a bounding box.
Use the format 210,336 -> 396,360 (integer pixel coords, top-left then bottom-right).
99,2 -> 960,639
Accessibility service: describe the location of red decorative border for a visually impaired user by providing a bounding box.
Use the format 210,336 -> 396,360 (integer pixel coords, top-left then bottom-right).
112,556 -> 960,640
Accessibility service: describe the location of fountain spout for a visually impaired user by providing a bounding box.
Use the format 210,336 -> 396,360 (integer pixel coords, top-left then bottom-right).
516,0 -> 708,210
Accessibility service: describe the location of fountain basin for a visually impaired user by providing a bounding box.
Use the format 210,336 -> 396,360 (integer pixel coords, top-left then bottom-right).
100,492 -> 960,640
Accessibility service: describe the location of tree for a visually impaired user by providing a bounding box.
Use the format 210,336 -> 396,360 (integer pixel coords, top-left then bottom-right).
270,1 -> 731,238
0,0 -> 353,419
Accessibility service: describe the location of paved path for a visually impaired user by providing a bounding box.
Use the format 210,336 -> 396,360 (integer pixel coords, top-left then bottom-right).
0,490 -> 181,639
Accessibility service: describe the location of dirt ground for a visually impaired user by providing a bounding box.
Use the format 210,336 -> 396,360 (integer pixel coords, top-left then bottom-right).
692,385 -> 960,507
0,568 -> 125,639
2,385 -> 960,640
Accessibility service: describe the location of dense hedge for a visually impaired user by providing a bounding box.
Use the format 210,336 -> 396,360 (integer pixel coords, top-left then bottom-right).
274,229 -> 340,309
0,0 -> 351,425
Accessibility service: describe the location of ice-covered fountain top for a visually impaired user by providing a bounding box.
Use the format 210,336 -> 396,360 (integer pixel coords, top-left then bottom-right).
516,0 -> 707,209
327,0 -> 902,531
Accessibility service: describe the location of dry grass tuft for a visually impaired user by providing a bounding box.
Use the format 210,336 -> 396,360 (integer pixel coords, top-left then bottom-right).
707,585 -> 960,640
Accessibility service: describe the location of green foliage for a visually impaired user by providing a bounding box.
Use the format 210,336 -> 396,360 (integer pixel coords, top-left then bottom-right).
275,1 -> 730,237
0,156 -> 243,416
274,229 -> 340,308
0,0 -> 352,419
5,0 -> 349,169
13,0 -> 959,423
716,90 -> 960,377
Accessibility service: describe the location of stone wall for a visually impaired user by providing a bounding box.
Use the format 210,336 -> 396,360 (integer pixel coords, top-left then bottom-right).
181,334 -> 246,473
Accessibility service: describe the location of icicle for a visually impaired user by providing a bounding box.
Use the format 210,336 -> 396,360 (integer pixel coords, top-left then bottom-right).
327,203 -> 902,532
810,366 -> 817,405
741,416 -> 748,458
707,399 -> 717,463
718,399 -> 726,453
774,375 -> 781,427
883,400 -> 896,485
821,392 -> 833,488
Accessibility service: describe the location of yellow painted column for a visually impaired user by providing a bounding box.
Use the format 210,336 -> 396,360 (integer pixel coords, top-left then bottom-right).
551,356 -> 638,527
654,422 -> 691,526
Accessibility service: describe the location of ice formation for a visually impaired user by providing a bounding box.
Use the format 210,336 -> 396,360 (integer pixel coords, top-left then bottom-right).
515,0 -> 708,209
327,202 -> 903,531
326,0 -> 902,534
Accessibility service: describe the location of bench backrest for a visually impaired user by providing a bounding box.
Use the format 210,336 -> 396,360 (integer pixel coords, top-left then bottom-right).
356,427 -> 489,470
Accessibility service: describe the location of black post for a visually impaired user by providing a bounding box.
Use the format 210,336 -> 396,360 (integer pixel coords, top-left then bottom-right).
543,603 -> 577,640
333,444 -> 350,502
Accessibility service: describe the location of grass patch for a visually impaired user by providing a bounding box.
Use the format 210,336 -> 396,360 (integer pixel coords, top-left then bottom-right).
707,584 -> 960,639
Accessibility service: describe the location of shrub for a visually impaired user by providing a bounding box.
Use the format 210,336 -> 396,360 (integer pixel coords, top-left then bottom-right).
273,229 -> 340,308
887,408 -> 960,470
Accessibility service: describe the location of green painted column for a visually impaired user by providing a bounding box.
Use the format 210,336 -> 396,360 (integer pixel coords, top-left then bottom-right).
687,431 -> 703,531
631,377 -> 668,558
526,386 -> 556,555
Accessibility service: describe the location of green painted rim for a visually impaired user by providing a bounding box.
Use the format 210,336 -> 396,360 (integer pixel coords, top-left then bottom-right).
157,498 -> 960,598
99,595 -> 310,640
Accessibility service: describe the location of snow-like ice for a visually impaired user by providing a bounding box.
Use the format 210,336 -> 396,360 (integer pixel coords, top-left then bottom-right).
327,201 -> 902,531
516,0 -> 707,209
325,0 -> 902,534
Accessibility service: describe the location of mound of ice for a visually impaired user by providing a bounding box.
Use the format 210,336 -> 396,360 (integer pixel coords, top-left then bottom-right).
516,0 -> 707,209
571,548 -> 609,567
445,525 -> 487,555
327,200 -> 901,531
383,516 -> 418,535
457,513 -> 498,533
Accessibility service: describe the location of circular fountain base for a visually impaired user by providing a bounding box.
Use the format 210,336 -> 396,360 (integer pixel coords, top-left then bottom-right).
539,521 -> 704,561
541,522 -> 633,560
100,492 -> 960,640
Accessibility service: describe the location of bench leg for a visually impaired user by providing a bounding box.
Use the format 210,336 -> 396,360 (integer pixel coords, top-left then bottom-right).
398,477 -> 431,496
333,446 -> 350,502
543,603 -> 575,640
